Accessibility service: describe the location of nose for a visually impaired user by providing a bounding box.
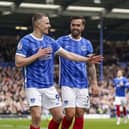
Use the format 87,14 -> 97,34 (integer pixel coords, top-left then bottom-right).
49,24 -> 51,28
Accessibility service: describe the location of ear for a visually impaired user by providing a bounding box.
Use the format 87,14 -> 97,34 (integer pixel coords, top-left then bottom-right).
81,25 -> 85,31
35,21 -> 39,28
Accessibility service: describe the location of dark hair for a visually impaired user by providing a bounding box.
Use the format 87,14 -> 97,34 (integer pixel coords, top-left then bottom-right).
117,68 -> 123,73
70,16 -> 86,25
32,13 -> 47,27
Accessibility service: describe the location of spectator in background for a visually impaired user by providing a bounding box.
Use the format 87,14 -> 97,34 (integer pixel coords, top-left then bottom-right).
113,69 -> 129,125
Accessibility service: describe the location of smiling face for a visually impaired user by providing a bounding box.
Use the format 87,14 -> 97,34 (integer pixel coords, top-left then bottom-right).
32,14 -> 51,35
70,18 -> 85,39
36,16 -> 51,34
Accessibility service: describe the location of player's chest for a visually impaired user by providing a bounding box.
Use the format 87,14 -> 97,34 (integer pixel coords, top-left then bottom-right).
116,79 -> 125,86
29,41 -> 52,54
62,42 -> 88,55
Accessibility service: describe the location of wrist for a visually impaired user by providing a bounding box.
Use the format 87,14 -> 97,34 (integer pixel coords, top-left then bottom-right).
91,81 -> 97,85
86,57 -> 90,62
34,53 -> 39,59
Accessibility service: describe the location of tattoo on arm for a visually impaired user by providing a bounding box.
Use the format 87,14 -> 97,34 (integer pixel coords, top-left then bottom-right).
88,63 -> 97,84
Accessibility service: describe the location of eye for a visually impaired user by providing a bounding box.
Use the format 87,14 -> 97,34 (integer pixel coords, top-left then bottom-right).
72,24 -> 81,27
77,24 -> 81,27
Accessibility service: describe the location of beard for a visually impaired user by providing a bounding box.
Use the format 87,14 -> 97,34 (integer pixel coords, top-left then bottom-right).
71,29 -> 81,38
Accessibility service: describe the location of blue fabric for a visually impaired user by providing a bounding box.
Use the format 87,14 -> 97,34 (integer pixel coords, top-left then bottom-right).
57,35 -> 93,88
16,34 -> 60,88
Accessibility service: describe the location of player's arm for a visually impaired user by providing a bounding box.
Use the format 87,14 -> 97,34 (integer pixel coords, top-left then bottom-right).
15,54 -> 38,68
88,62 -> 98,88
88,55 -> 99,95
15,47 -> 51,68
89,64 -> 99,95
125,82 -> 129,88
57,48 -> 103,63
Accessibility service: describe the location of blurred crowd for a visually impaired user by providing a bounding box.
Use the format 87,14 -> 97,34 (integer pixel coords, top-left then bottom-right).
0,64 -> 129,117
0,66 -> 29,115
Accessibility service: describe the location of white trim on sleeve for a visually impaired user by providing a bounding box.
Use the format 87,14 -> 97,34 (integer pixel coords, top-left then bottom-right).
16,53 -> 26,57
55,47 -> 63,55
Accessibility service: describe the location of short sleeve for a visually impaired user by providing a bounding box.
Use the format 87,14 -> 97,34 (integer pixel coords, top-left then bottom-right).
112,79 -> 116,87
124,77 -> 128,84
16,38 -> 29,57
51,38 -> 61,53
87,40 -> 93,55
56,37 -> 64,47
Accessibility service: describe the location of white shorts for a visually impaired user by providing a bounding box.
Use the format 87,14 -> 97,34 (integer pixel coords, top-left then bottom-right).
25,86 -> 62,109
114,96 -> 127,106
61,86 -> 90,109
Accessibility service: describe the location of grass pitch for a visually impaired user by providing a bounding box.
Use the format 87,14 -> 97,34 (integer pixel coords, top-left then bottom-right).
0,118 -> 128,129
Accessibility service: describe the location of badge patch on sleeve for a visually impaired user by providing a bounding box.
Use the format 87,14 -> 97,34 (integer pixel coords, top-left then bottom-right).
17,41 -> 22,50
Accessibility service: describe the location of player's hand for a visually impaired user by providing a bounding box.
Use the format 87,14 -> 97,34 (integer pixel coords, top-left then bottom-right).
91,86 -> 100,96
36,47 -> 52,58
119,81 -> 124,86
91,81 -> 99,96
88,55 -> 104,64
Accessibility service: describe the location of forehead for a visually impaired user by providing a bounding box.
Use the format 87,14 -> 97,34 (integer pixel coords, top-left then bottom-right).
71,19 -> 83,25
118,70 -> 122,73
39,16 -> 49,22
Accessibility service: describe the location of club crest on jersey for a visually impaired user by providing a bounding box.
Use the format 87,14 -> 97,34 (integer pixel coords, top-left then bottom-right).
17,41 -> 22,50
65,45 -> 71,49
80,46 -> 87,51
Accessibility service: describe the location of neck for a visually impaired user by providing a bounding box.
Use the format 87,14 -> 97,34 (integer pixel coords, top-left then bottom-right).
71,34 -> 81,39
32,30 -> 43,39
71,34 -> 81,40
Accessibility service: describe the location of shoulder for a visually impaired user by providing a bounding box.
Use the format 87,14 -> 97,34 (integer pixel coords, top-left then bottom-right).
113,78 -> 117,82
44,35 -> 56,42
20,34 -> 32,43
123,76 -> 128,80
17,34 -> 32,50
57,35 -> 70,41
82,38 -> 92,44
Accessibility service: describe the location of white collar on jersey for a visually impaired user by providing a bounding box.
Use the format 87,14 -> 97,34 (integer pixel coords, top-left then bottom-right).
30,33 -> 44,41
117,76 -> 124,79
69,34 -> 82,41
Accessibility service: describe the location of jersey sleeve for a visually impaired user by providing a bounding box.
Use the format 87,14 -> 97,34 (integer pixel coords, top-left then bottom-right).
51,38 -> 61,53
124,77 -> 129,88
16,38 -> 29,57
56,37 -> 64,47
86,40 -> 94,56
112,79 -> 116,87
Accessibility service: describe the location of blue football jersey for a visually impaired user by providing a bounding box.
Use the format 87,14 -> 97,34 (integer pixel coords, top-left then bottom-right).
16,34 -> 61,88
113,76 -> 128,96
56,35 -> 93,88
